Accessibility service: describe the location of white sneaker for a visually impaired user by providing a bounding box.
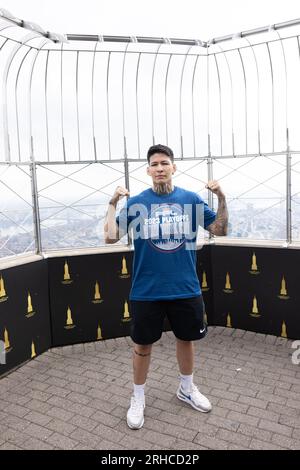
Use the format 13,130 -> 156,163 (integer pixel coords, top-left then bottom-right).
126,396 -> 145,429
177,384 -> 212,412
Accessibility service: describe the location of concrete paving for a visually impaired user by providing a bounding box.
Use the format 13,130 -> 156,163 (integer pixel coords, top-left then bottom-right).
1,327 -> 300,450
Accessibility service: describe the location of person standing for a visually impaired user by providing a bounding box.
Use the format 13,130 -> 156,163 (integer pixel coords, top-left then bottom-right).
104,144 -> 228,429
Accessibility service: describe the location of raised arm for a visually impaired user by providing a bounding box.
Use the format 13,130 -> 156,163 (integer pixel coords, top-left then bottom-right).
205,180 -> 228,236
104,186 -> 130,244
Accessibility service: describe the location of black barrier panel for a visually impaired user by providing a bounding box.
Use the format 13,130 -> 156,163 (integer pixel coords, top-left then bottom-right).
211,245 -> 300,339
1,245 -> 300,378
48,252 -> 133,347
0,259 -> 51,376
196,244 -> 214,326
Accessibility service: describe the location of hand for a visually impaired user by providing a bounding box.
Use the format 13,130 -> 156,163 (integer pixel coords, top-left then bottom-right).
109,186 -> 130,205
205,180 -> 225,198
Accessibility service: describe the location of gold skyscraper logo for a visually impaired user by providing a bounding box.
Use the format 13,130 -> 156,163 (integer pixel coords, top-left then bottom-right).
0,275 -> 8,302
121,300 -> 131,322
119,257 -> 130,279
92,281 -> 103,304
64,306 -> 76,329
250,295 -> 260,317
278,276 -> 289,300
223,272 -> 233,293
31,341 -> 37,358
62,260 -> 73,284
4,328 -> 12,352
201,271 -> 209,292
97,323 -> 103,340
281,321 -> 287,338
25,291 -> 35,318
249,252 -> 260,274
226,313 -> 232,328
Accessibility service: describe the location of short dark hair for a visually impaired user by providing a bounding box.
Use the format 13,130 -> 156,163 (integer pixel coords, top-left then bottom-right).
147,144 -> 174,163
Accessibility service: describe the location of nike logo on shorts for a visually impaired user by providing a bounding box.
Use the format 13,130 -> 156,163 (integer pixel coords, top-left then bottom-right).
199,327 -> 206,334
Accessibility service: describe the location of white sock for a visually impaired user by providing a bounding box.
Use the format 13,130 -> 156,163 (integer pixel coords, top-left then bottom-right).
133,383 -> 145,401
180,373 -> 193,392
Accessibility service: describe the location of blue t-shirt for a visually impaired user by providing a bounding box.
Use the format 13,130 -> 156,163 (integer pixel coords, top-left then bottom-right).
116,186 -> 216,301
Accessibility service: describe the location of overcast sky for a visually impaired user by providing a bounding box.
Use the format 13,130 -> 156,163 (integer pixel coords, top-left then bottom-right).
2,0 -> 300,40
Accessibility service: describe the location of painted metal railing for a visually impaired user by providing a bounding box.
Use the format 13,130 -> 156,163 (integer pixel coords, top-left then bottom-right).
1,12 -> 300,258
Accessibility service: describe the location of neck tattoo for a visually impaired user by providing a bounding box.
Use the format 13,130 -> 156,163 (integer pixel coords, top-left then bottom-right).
153,183 -> 173,195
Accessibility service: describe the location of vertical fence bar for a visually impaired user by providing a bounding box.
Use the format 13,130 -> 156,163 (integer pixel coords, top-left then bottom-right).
212,53 -> 223,156
206,48 -> 214,217
44,50 -> 50,161
151,43 -> 163,145
244,38 -> 261,154
274,30 -> 289,243
106,51 -> 112,159
286,145 -> 292,244
179,45 -> 193,158
30,161 -> 42,254
121,43 -> 130,161
15,48 -> 32,162
136,51 -> 141,158
91,41 -> 98,161
28,40 -> 49,161
237,48 -> 248,155
60,43 -> 66,161
164,53 -> 172,146
266,43 -> 275,153
75,50 -> 81,160
191,54 -> 200,158
213,45 -> 235,156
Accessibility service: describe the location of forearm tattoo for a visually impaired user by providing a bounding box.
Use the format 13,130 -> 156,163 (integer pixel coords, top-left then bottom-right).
209,196 -> 228,236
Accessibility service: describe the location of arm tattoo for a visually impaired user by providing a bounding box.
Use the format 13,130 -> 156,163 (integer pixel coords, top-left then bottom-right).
208,196 -> 228,236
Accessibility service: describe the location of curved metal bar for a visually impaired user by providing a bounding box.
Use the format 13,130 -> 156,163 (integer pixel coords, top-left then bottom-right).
106,51 -> 111,159
91,41 -> 98,161
75,50 -> 81,160
60,42 -> 65,161
211,44 -> 235,156
28,39 -> 51,161
207,52 -> 210,157
212,53 -> 223,156
0,37 -> 9,53
135,52 -> 141,158
243,37 -> 261,154
0,22 -> 19,37
273,31 -> 290,244
44,50 -> 50,161
266,43 -> 275,152
237,48 -> 248,154
151,43 -> 164,145
191,53 -> 200,158
14,46 -> 32,161
3,32 -> 42,162
274,29 -> 288,144
164,52 -> 172,145
121,42 -> 131,158
135,51 -> 142,158
179,44 -> 194,158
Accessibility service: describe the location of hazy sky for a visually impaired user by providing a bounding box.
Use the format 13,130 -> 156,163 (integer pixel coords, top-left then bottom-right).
2,0 -> 300,40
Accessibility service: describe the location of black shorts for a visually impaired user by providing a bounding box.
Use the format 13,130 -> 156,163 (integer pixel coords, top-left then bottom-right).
130,295 -> 207,345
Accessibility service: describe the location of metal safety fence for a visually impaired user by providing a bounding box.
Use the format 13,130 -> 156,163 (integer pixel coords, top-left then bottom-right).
1,10 -> 300,258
